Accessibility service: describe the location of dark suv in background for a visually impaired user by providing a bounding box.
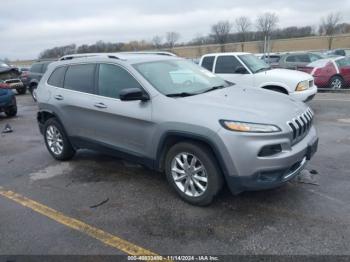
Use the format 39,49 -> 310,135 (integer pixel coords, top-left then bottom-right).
27,61 -> 53,101
277,52 -> 324,69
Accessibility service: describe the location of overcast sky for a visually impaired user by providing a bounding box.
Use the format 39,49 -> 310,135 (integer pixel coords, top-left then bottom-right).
1,0 -> 350,60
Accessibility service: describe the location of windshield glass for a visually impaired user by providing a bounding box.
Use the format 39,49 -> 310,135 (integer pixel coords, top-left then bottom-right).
133,59 -> 231,96
238,54 -> 270,73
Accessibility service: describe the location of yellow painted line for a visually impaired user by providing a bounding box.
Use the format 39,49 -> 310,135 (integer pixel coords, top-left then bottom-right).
0,187 -> 167,260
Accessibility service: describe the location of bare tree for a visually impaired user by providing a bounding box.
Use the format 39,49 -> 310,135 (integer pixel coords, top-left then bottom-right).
235,16 -> 251,51
319,12 -> 342,49
256,12 -> 279,39
152,35 -> 163,49
165,32 -> 180,48
211,21 -> 232,51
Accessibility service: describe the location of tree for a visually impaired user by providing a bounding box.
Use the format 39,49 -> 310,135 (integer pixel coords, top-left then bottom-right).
256,12 -> 279,39
235,16 -> 251,51
319,12 -> 342,49
211,21 -> 232,51
152,35 -> 163,49
165,32 -> 180,48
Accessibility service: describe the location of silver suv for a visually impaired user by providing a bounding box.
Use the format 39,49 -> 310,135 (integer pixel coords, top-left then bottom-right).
36,53 -> 318,206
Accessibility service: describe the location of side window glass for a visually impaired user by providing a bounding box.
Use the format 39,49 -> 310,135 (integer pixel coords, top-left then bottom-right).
64,64 -> 95,94
98,64 -> 142,99
215,56 -> 243,74
201,56 -> 215,71
286,56 -> 296,62
30,63 -> 43,73
47,66 -> 67,88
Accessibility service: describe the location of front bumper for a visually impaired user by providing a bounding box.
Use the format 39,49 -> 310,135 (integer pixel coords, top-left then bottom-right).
218,126 -> 318,194
290,85 -> 318,102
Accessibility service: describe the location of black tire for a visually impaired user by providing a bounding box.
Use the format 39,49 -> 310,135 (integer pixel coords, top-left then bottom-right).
165,142 -> 223,206
29,84 -> 37,102
16,87 -> 27,95
329,76 -> 344,90
4,106 -> 17,117
43,118 -> 75,161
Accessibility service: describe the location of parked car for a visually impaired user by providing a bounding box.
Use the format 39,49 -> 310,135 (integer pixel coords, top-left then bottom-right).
260,54 -> 282,68
297,57 -> 350,89
277,52 -> 324,70
18,67 -> 30,87
0,81 -> 17,117
325,49 -> 350,57
27,61 -> 52,101
36,54 -> 318,205
0,61 -> 26,95
200,52 -> 317,102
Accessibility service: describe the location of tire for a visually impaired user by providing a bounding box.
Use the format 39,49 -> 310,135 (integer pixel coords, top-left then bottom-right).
29,84 -> 37,102
43,118 -> 75,161
16,87 -> 26,95
329,76 -> 344,90
4,106 -> 17,117
165,142 -> 223,206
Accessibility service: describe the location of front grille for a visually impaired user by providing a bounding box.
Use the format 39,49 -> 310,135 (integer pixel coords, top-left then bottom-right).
287,108 -> 314,144
309,80 -> 314,88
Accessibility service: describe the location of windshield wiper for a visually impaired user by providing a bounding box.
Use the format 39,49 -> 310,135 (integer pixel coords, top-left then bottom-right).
166,92 -> 197,97
255,67 -> 271,73
201,85 -> 226,94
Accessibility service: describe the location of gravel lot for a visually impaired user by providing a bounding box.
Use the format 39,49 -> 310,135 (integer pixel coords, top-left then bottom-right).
0,92 -> 349,257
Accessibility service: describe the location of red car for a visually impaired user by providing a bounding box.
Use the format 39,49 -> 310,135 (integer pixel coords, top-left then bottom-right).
298,57 -> 350,89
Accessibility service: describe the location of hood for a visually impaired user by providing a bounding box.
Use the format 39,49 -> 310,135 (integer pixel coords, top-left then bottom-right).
256,68 -> 313,83
179,85 -> 308,126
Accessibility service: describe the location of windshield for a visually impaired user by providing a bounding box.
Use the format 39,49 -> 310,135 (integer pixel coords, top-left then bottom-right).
133,59 -> 231,96
238,54 -> 270,73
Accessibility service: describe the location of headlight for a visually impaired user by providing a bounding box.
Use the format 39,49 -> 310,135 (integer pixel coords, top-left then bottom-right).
220,120 -> 281,133
296,80 -> 309,91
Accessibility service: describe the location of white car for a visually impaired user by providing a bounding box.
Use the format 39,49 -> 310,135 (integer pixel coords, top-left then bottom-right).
199,52 -> 317,102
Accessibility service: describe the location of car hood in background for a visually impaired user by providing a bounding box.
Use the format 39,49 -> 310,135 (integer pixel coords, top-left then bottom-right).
256,68 -> 313,83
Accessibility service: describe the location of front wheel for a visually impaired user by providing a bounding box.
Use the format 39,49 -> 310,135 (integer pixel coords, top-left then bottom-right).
329,76 -> 344,90
5,106 -> 17,117
43,118 -> 76,161
29,85 -> 37,101
165,142 -> 223,206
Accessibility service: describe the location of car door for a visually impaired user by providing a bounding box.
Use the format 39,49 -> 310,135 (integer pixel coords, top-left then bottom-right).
49,63 -> 99,142
214,55 -> 253,86
92,63 -> 153,158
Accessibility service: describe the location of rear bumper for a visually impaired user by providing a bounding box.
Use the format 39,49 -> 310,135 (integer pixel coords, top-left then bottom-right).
289,85 -> 318,102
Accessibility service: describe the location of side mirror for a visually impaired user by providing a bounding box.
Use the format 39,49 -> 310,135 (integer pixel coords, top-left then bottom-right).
119,88 -> 150,102
234,66 -> 248,74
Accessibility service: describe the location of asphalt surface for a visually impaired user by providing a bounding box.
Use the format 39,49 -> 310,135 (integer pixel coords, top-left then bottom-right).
0,92 -> 349,256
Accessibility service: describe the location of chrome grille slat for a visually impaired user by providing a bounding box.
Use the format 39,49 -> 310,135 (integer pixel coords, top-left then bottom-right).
287,108 -> 314,144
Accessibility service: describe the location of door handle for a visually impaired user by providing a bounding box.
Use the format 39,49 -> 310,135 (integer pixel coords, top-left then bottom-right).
94,102 -> 108,109
54,95 -> 64,101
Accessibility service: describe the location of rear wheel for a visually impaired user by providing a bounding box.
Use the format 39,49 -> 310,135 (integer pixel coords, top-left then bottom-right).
43,118 -> 75,161
4,106 -> 17,117
165,142 -> 223,206
16,86 -> 27,95
329,76 -> 344,90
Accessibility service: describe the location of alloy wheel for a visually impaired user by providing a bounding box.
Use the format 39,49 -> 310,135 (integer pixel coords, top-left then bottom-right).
46,125 -> 64,155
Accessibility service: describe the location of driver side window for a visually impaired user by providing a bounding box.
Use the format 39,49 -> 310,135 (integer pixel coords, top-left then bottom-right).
98,64 -> 142,99
215,56 -> 244,74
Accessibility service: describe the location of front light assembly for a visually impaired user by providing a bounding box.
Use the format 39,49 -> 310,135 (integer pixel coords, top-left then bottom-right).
220,120 -> 281,133
296,80 -> 309,91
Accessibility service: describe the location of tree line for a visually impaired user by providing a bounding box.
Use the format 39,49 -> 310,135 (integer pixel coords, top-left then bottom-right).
38,12 -> 349,59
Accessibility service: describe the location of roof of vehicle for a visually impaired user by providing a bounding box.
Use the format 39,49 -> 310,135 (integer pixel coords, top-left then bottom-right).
49,53 -> 181,69
202,52 -> 250,57
59,51 -> 177,61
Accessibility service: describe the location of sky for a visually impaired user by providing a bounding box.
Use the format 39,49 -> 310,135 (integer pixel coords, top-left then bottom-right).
1,0 -> 350,60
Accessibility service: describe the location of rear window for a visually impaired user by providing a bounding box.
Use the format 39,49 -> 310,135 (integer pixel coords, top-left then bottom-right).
30,63 -> 43,73
48,66 -> 67,88
215,56 -> 242,74
308,60 -> 329,68
64,64 -> 95,94
201,56 -> 215,71
336,57 -> 350,68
